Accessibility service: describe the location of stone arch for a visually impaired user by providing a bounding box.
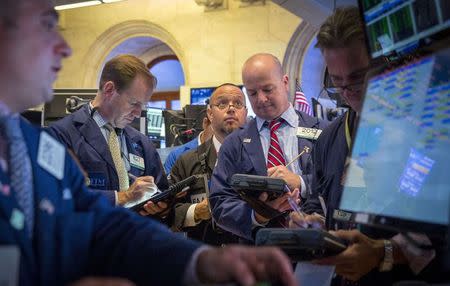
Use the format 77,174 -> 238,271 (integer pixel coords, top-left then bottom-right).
282,21 -> 320,102
82,20 -> 186,88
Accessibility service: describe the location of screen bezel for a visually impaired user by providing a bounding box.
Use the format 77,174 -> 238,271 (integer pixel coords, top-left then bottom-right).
358,0 -> 450,61
337,48 -> 449,234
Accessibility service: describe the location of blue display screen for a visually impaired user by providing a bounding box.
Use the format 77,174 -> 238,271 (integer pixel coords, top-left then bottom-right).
340,47 -> 450,226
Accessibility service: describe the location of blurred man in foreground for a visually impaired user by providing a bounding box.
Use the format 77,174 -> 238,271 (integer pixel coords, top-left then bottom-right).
0,1 -> 296,285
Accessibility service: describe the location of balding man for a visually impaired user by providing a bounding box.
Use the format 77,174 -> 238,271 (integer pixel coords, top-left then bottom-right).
170,83 -> 247,245
209,53 -> 328,242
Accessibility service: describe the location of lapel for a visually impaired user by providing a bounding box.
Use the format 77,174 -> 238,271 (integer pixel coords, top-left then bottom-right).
23,122 -> 70,281
200,139 -> 217,174
0,120 -> 55,274
206,140 -> 217,172
241,119 -> 267,176
123,127 -> 140,155
75,106 -> 115,170
295,111 -> 321,171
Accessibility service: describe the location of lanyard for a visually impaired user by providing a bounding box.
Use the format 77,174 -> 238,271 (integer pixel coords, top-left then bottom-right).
344,112 -> 352,150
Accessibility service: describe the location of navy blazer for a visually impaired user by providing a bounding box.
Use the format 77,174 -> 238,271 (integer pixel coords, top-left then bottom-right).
0,118 -> 200,286
209,111 -> 328,241
49,105 -> 168,204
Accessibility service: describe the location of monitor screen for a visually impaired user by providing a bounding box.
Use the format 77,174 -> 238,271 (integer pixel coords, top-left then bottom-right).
360,0 -> 450,59
146,106 -> 164,138
190,87 -> 215,105
339,47 -> 450,232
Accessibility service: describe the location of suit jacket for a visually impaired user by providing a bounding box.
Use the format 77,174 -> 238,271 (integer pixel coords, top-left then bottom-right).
209,111 -> 328,241
49,105 -> 169,204
0,118 -> 200,286
170,139 -> 238,245
164,137 -> 199,174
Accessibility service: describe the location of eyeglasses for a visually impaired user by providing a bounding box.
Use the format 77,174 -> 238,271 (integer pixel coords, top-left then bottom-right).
211,101 -> 246,110
324,81 -> 365,95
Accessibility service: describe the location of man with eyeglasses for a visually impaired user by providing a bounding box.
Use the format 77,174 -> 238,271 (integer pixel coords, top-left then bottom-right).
209,53 -> 328,242
169,83 -> 247,245
291,7 -> 441,284
299,7 -> 371,223
51,54 -> 170,217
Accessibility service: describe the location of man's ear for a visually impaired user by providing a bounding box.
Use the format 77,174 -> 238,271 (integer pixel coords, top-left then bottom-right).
206,106 -> 214,123
102,81 -> 116,99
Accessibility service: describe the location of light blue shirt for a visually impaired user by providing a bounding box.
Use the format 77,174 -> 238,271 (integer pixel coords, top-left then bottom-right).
255,104 -> 302,176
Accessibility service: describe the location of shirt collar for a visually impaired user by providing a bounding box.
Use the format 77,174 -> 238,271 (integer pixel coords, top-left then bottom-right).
89,102 -> 109,129
212,135 -> 222,153
255,104 -> 297,131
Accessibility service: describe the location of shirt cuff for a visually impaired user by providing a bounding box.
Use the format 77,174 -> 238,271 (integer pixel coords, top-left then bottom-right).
391,233 -> 436,275
114,191 -> 118,206
184,203 -> 198,227
183,245 -> 211,286
251,210 -> 268,228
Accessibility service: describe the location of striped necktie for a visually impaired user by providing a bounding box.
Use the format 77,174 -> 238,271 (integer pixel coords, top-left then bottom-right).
0,116 -> 34,237
267,118 -> 286,168
105,124 -> 129,191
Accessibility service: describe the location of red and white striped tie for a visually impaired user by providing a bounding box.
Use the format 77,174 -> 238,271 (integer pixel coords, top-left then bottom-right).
267,119 -> 286,168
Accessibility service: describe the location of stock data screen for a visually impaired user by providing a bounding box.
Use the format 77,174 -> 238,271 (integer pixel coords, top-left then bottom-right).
361,0 -> 450,58
339,47 -> 450,226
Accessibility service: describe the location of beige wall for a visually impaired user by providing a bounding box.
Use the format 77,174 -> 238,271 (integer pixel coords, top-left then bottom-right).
55,0 -> 301,106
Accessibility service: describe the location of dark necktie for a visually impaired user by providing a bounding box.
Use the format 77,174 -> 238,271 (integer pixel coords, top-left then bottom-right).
267,118 -> 286,168
0,115 -> 34,237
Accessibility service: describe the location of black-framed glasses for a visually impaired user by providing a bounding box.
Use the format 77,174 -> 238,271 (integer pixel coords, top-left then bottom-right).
324,81 -> 365,95
211,101 -> 246,110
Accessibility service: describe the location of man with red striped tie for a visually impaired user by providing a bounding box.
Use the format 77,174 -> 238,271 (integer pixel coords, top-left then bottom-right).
209,53 -> 328,242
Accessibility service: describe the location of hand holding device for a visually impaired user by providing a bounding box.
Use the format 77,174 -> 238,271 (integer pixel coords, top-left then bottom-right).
256,228 -> 347,261
128,175 -> 199,212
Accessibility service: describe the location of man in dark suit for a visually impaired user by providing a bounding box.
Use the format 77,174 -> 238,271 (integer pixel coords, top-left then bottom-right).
50,55 -> 169,214
291,7 -> 446,285
170,83 -> 247,245
0,1 -> 297,286
209,53 -> 328,242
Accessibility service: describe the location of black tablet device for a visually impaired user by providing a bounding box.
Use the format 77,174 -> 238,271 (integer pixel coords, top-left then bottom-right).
230,174 -> 288,219
230,174 -> 286,197
255,228 -> 347,261
127,175 -> 199,212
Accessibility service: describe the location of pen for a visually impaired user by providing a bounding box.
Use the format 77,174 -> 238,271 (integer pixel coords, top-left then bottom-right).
285,146 -> 310,168
128,172 -> 137,182
284,185 -> 309,229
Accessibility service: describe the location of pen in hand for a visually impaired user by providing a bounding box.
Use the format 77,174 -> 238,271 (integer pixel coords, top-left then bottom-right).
284,185 -> 309,229
285,146 -> 310,168
128,173 -> 137,183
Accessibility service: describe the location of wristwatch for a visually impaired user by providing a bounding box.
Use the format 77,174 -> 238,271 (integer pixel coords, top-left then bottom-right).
379,239 -> 394,272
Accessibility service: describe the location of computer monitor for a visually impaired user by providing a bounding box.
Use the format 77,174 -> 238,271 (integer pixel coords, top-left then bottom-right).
360,0 -> 450,59
190,87 -> 215,105
146,106 -> 164,139
339,46 -> 450,233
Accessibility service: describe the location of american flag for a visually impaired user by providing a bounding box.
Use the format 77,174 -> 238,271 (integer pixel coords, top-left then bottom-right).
294,80 -> 312,115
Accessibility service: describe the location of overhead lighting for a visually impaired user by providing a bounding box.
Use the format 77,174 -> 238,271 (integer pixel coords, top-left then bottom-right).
101,0 -> 125,3
55,0 -> 101,10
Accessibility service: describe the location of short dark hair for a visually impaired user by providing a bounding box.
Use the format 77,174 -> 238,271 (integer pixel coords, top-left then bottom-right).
99,54 -> 157,93
315,6 -> 365,51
